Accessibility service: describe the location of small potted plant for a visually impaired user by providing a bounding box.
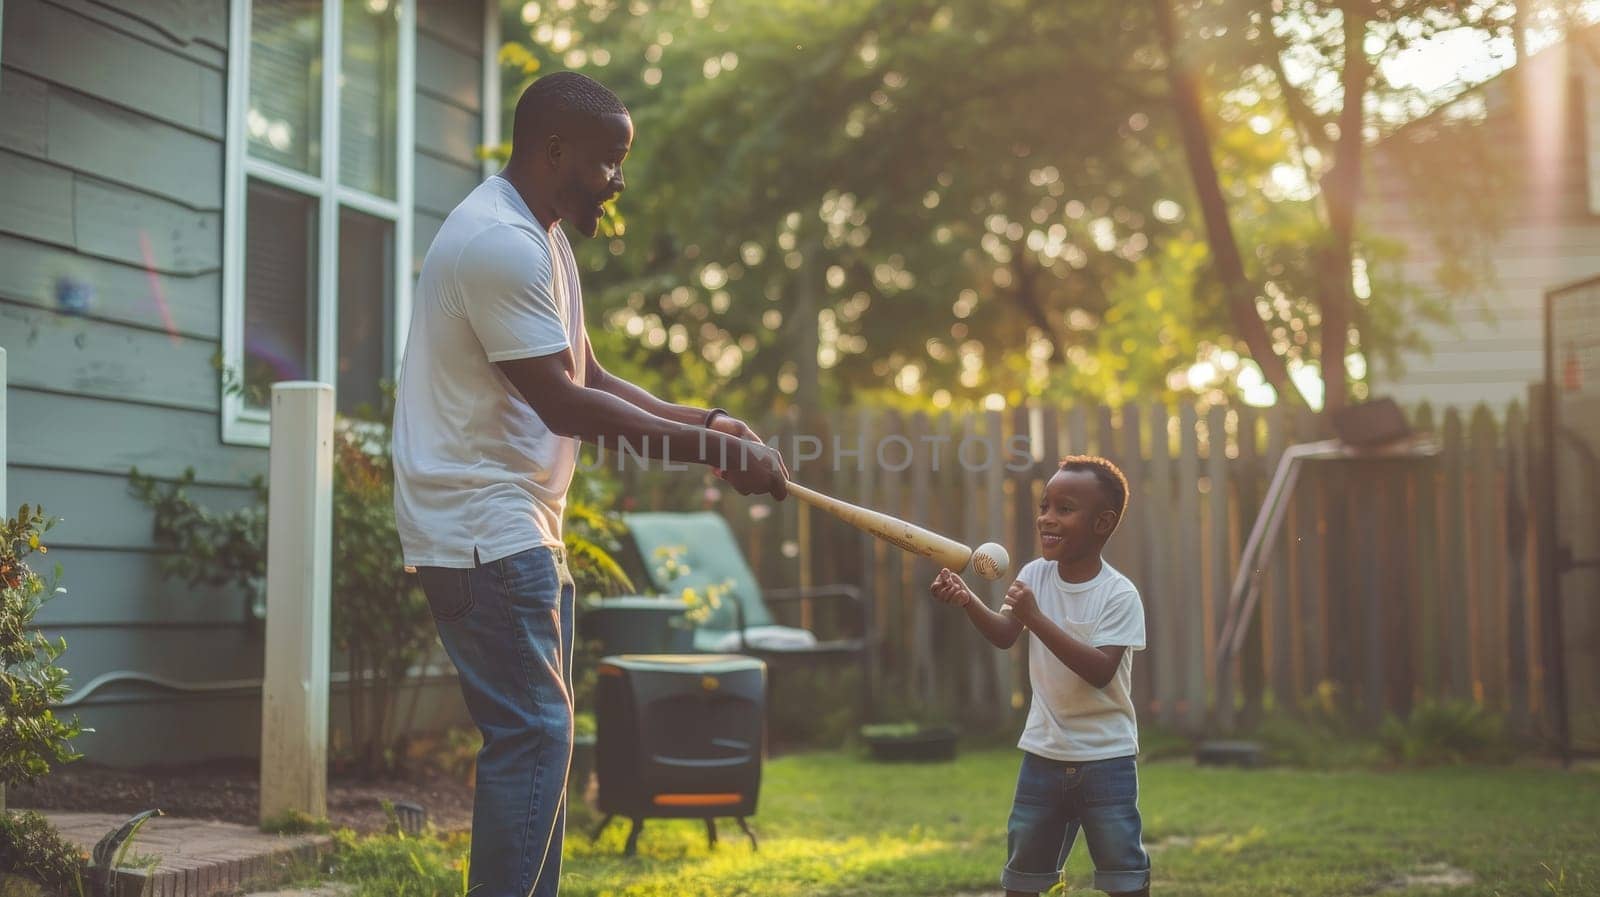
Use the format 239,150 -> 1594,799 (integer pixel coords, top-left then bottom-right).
859,720 -> 959,763
579,545 -> 728,655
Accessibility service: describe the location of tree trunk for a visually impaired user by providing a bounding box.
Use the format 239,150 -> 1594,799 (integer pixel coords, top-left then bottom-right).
1152,0 -> 1302,405
1314,4 -> 1372,413
795,238 -> 822,412
1007,252 -> 1064,350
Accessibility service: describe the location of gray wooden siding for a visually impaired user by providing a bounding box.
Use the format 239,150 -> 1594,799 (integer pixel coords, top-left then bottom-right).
414,0 -> 486,273
1366,48 -> 1600,411
0,302 -> 220,411
67,679 -> 468,767
0,0 -> 484,765
0,3 -> 247,750
0,234 -> 221,338
8,467 -> 253,550
4,0 -> 225,137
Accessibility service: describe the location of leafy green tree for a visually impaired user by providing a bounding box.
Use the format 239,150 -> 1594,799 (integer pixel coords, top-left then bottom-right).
1151,0 -> 1547,410
502,0 -> 1192,411
500,0 -> 1568,412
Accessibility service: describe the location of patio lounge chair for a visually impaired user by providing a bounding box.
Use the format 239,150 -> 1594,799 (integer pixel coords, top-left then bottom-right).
617,511 -> 873,705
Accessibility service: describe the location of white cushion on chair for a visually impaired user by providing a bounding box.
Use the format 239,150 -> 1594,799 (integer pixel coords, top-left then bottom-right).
699,625 -> 819,653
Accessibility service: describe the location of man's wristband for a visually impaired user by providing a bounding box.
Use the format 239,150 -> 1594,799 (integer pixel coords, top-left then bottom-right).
703,407 -> 729,429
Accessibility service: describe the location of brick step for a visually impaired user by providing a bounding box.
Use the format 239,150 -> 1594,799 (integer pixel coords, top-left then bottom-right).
34,811 -> 334,897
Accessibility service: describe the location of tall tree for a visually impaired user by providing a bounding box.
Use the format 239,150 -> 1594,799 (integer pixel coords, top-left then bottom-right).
500,0 -> 1541,412
1152,0 -> 1545,411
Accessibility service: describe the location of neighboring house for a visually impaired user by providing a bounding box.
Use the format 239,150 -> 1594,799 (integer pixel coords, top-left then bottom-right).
1366,31 -> 1600,410
0,0 -> 499,765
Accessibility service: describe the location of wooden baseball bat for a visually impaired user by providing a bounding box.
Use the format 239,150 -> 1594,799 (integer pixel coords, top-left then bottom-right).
786,482 -> 974,572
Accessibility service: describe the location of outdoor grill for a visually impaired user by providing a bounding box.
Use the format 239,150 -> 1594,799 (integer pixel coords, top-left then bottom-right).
591,653 -> 766,855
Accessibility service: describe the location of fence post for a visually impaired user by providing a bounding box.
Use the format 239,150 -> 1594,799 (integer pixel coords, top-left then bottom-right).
259,382 -> 335,826
1205,405 -> 1230,728
1504,402 -> 1531,734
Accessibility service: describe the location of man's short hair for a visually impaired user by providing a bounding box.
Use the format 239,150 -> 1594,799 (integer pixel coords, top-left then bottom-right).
512,71 -> 629,153
1057,455 -> 1130,522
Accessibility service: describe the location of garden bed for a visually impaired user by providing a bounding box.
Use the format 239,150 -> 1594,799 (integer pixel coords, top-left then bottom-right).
8,759 -> 475,834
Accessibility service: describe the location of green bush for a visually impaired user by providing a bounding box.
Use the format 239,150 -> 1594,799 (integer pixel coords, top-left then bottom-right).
326,413 -> 436,777
126,468 -> 267,615
1253,681 -> 1383,769
1379,699 -> 1515,766
1251,683 -> 1517,769
0,810 -> 85,896
768,665 -> 864,750
0,506 -> 83,793
563,466 -> 635,598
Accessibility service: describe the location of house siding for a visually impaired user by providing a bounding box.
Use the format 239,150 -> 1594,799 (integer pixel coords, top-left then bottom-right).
1367,39 -> 1600,411
0,0 -> 487,766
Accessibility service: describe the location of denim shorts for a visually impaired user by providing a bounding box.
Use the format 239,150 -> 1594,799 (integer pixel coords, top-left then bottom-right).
1003,752 -> 1150,894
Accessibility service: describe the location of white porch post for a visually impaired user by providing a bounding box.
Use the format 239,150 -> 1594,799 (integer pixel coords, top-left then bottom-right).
259,382 -> 335,826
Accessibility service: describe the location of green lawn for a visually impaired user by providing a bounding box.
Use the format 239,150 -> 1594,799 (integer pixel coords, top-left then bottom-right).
329,749 -> 1600,896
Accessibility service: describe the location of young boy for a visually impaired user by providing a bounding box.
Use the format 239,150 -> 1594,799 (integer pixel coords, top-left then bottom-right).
930,455 -> 1150,897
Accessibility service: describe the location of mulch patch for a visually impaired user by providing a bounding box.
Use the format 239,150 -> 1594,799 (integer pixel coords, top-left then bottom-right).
10,759 -> 476,835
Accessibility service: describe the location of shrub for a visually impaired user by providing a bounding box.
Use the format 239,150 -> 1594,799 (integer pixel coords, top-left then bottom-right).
1253,681 -> 1382,769
769,665 -> 864,749
326,414 -> 435,777
0,506 -> 83,795
1379,699 -> 1515,766
126,469 -> 267,617
0,810 -> 85,896
564,467 -> 635,598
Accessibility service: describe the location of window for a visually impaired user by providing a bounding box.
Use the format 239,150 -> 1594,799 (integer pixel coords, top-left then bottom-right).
223,0 -> 415,443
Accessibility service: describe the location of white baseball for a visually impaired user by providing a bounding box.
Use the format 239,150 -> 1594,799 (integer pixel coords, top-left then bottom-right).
970,542 -> 1010,581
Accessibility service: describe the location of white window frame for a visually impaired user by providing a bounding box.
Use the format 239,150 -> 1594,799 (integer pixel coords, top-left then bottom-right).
221,0 -> 417,446
481,0 -> 501,179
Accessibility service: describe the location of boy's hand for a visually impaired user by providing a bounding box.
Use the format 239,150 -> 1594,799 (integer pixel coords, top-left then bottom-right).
1002,580 -> 1038,625
929,568 -> 974,608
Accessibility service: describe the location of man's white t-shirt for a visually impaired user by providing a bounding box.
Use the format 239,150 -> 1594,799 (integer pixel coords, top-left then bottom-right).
1014,558 -> 1146,761
392,175 -> 587,568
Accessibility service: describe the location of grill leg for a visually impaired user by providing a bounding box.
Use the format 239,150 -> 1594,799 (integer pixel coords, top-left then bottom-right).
590,814 -> 614,843
625,818 -> 644,857
736,816 -> 758,852
704,818 -> 719,849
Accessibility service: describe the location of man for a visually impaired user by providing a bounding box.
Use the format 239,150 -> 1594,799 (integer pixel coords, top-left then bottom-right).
392,71 -> 788,897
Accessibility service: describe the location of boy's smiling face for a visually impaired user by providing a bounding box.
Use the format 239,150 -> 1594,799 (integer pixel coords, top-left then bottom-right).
1036,469 -> 1118,564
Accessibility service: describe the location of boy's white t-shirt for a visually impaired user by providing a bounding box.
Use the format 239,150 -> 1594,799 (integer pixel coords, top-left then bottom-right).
392,175 -> 588,568
1014,558 -> 1146,761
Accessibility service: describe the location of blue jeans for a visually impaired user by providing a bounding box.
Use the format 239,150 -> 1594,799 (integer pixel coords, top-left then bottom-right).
418,545 -> 576,897
1003,752 -> 1150,894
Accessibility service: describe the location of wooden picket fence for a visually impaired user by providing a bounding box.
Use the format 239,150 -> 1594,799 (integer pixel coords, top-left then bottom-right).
612,399 -> 1580,743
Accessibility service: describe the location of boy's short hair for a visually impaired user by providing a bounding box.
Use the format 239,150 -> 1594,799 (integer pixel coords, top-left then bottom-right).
1057,455 -> 1130,523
